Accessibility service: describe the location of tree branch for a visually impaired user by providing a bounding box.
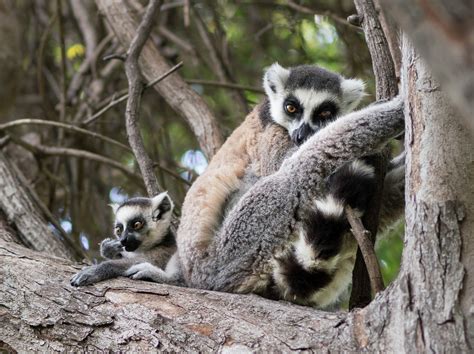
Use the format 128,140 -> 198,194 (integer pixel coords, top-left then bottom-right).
123,0 -> 163,197
83,62 -> 183,126
95,0 -> 224,158
345,206 -> 385,294
0,119 -> 131,152
9,136 -> 143,186
349,0 -> 398,309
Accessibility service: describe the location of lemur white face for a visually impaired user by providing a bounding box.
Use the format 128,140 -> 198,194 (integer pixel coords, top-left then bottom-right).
263,63 -> 366,145
109,192 -> 173,252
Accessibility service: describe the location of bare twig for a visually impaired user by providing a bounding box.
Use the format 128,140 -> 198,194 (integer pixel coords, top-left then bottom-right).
0,119 -> 131,152
345,206 -> 385,293
37,11 -> 58,112
193,9 -> 249,113
183,0 -> 190,27
83,62 -> 183,126
9,136 -> 143,185
124,0 -> 163,197
185,79 -> 264,94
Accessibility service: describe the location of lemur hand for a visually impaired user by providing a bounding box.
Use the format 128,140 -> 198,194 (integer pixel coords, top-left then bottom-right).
100,238 -> 124,259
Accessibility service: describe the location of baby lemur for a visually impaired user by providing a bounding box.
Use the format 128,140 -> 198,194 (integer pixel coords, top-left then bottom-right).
70,192 -> 181,287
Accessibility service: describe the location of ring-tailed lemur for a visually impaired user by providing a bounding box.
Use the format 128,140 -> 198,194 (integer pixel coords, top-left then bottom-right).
176,63 -> 405,308
70,192 -> 181,286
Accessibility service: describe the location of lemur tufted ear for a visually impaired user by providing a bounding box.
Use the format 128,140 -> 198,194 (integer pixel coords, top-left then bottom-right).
341,78 -> 366,112
108,203 -> 120,214
151,191 -> 174,221
263,63 -> 290,97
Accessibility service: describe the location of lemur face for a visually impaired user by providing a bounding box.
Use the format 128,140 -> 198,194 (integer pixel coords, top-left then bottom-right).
109,192 -> 173,252
263,63 -> 366,145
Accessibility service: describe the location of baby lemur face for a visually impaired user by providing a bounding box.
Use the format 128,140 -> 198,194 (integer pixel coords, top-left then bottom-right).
263,63 -> 366,145
110,192 -> 173,252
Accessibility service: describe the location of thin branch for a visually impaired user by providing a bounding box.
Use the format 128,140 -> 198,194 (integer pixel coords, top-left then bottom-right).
345,206 -> 385,293
153,162 -> 191,186
0,119 -> 131,152
9,136 -> 143,185
124,0 -> 163,197
83,61 -> 183,126
349,0 -> 398,309
186,79 -> 264,94
193,9 -> 249,113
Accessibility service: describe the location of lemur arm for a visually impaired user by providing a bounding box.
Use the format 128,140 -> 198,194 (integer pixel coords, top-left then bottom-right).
70,258 -> 141,286
125,253 -> 183,286
185,97 -> 405,290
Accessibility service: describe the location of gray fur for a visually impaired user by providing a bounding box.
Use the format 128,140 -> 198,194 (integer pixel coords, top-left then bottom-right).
182,96 -> 404,292
285,65 -> 342,94
70,192 -> 178,287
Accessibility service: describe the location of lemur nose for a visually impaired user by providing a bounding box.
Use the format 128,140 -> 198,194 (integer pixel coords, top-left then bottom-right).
296,132 -> 305,145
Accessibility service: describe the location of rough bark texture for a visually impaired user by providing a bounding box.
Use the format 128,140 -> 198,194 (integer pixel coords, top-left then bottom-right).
95,0 -> 223,159
0,152 -> 81,261
402,34 -> 474,346
379,0 -> 474,133
1,240 -> 358,352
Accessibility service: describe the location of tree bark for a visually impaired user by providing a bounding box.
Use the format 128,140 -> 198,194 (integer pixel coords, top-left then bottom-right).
0,152 -> 82,260
95,0 -> 223,159
379,0 -> 474,134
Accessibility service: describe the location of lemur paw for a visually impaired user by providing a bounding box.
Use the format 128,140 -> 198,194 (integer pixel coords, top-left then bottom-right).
100,238 -> 124,259
327,159 -> 376,213
125,262 -> 166,282
70,265 -> 101,287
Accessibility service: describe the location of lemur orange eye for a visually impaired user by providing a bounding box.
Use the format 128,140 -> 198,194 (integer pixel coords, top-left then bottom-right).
133,221 -> 143,230
319,110 -> 332,118
285,104 -> 297,114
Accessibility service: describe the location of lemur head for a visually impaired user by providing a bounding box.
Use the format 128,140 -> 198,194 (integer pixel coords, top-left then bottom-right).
109,192 -> 174,252
263,63 -> 366,145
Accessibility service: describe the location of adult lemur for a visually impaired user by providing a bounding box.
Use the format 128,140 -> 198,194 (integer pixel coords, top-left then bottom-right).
176,63 -> 405,308
70,192 -> 180,286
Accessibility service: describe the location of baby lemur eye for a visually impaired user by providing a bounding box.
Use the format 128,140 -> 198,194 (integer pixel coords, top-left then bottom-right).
114,226 -> 122,236
285,104 -> 297,114
133,221 -> 143,230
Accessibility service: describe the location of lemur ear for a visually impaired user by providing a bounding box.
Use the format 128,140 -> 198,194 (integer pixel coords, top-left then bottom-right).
263,63 -> 290,97
151,192 -> 174,221
108,203 -> 120,214
341,78 -> 366,112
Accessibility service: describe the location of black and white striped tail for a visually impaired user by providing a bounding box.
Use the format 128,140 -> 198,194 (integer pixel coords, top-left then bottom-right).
272,158 -> 377,307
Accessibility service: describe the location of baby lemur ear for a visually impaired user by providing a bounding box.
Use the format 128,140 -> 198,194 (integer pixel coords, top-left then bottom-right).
151,192 -> 174,221
341,78 -> 366,112
263,62 -> 290,98
108,203 -> 120,215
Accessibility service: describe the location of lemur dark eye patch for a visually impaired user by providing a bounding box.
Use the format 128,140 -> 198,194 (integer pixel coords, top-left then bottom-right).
283,95 -> 302,117
312,101 -> 339,122
127,217 -> 146,230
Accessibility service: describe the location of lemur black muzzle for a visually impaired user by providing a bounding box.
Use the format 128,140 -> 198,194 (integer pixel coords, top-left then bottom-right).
292,123 -> 316,146
120,233 -> 141,252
